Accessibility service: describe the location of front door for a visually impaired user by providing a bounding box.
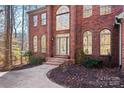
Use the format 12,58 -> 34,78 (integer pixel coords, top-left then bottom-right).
56,34 -> 69,55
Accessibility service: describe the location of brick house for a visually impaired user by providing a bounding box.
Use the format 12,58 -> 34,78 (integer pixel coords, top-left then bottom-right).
27,5 -> 124,69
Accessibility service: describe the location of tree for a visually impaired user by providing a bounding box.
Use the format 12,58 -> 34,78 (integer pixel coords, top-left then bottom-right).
20,5 -> 24,64
4,5 -> 13,70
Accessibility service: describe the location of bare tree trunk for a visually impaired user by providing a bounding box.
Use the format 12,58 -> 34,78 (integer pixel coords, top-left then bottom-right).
10,5 -> 13,66
21,5 -> 24,64
4,5 -> 12,70
12,6 -> 17,38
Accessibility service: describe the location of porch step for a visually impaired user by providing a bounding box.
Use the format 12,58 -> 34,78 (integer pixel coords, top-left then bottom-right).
54,55 -> 69,59
45,57 -> 69,66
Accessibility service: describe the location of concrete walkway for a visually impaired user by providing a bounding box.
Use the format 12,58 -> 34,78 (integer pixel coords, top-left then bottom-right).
0,64 -> 63,88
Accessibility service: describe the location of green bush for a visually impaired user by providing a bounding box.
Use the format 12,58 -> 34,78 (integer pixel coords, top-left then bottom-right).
83,58 -> 103,68
23,50 -> 33,57
30,55 -> 45,65
76,48 -> 87,64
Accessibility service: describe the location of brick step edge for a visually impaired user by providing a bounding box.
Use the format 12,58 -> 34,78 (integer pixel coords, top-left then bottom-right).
46,60 -> 65,62
44,62 -> 61,66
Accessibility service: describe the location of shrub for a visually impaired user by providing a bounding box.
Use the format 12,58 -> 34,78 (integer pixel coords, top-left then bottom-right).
30,55 -> 45,65
76,48 -> 87,64
23,50 -> 33,57
83,58 -> 103,68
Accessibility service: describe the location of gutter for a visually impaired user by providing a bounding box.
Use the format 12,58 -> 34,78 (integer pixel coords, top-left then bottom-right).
115,16 -> 122,69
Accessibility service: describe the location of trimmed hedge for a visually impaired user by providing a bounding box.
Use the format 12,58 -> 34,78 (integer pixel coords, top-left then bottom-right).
30,55 -> 45,65
83,58 -> 103,68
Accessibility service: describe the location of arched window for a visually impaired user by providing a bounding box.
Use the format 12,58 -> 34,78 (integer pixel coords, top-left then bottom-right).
83,31 -> 92,55
83,5 -> 92,18
100,5 -> 111,15
100,29 -> 111,55
41,34 -> 46,53
56,6 -> 70,30
33,35 -> 38,52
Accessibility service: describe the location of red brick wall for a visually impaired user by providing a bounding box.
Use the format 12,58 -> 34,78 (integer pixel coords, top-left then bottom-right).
76,5 -> 123,65
28,8 -> 47,56
28,5 -> 123,65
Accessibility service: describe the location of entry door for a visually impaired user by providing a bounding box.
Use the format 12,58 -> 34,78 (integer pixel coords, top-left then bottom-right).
56,36 -> 69,55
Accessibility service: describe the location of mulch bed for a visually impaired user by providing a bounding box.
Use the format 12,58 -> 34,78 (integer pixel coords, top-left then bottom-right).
47,64 -> 124,88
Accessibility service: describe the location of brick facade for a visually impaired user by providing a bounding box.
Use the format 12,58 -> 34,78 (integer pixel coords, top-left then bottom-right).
28,5 -> 124,66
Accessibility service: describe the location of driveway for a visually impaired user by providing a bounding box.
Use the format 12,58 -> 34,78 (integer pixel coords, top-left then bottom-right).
0,64 -> 63,88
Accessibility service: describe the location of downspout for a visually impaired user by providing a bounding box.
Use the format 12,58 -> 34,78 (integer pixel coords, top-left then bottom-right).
115,17 -> 122,69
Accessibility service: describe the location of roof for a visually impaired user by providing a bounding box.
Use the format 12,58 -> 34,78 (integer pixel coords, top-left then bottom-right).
27,6 -> 47,14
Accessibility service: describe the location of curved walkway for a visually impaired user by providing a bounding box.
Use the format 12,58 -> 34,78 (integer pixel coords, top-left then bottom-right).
0,64 -> 63,88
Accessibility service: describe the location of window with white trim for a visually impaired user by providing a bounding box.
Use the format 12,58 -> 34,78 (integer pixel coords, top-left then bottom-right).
41,13 -> 46,25
33,15 -> 38,26
83,5 -> 92,18
100,29 -> 111,55
33,35 -> 38,52
83,31 -> 92,55
41,34 -> 46,53
56,6 -> 70,30
100,5 -> 111,15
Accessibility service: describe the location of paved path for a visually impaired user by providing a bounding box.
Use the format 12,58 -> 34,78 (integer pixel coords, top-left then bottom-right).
0,65 -> 63,88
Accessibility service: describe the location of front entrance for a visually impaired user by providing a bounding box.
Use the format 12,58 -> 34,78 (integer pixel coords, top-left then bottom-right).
56,34 -> 69,55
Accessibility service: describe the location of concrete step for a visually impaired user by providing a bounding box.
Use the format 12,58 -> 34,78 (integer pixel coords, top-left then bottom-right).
54,56 -> 69,58
46,60 -> 65,63
45,57 -> 69,66
45,61 -> 64,66
47,58 -> 67,60
46,60 -> 65,62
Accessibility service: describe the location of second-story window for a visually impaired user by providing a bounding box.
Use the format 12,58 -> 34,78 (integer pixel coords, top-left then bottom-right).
56,6 -> 70,31
33,15 -> 38,26
41,13 -> 46,25
100,5 -> 111,15
83,5 -> 92,18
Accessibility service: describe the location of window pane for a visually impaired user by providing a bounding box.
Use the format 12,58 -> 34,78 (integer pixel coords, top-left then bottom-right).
41,35 -> 46,53
100,5 -> 111,15
41,13 -> 46,25
33,16 -> 38,26
83,5 -> 92,18
83,31 -> 92,55
56,6 -> 69,14
100,29 -> 111,55
33,36 -> 38,52
56,13 -> 69,30
56,6 -> 70,31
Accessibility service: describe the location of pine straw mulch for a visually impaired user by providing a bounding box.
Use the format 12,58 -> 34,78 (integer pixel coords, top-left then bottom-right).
47,64 -> 124,88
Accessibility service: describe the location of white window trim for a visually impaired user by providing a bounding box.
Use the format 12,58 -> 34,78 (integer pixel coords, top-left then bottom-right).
56,6 -> 70,31
83,5 -> 92,18
33,15 -> 38,27
100,5 -> 111,15
100,29 -> 111,55
41,13 -> 46,25
33,35 -> 38,52
83,31 -> 92,55
41,34 -> 46,53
